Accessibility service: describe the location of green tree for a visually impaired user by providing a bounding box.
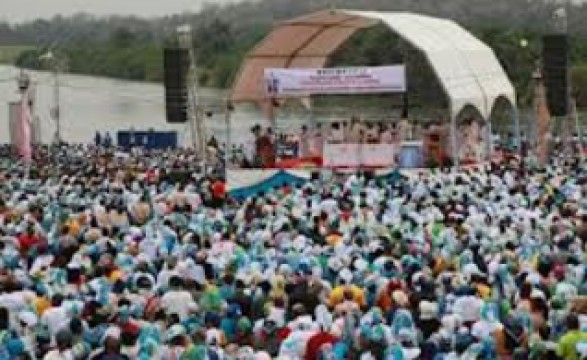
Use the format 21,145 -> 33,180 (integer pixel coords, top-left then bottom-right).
573,65 -> 587,108
111,28 -> 137,48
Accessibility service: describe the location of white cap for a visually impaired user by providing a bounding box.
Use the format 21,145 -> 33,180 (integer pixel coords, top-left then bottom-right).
18,311 -> 38,327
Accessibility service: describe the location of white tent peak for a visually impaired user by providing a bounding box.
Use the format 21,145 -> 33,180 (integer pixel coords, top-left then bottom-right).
230,9 -> 517,121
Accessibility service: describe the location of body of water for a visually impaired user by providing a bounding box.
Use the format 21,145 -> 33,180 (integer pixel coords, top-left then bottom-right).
0,65 -> 285,147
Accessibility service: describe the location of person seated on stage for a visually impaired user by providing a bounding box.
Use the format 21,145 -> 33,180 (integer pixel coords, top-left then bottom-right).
380,124 -> 394,144
347,116 -> 363,144
358,129 -> 366,144
388,122 -> 401,144
365,123 -> 380,144
328,123 -> 345,144
298,125 -> 311,158
286,133 -> 299,158
399,118 -> 413,142
413,124 -> 423,141
312,123 -> 325,157
256,131 -> 275,168
265,127 -> 275,143
342,121 -> 349,142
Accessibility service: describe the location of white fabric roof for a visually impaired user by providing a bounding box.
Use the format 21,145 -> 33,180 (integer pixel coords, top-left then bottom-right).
346,10 -> 516,119
230,9 -> 516,120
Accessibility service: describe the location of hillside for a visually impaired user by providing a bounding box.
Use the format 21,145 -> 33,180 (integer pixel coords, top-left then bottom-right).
0,45 -> 33,64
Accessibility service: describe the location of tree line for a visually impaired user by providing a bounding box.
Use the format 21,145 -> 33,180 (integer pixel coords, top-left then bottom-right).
3,0 -> 587,107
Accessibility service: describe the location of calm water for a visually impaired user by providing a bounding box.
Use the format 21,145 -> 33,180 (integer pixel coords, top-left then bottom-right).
0,65 -> 286,146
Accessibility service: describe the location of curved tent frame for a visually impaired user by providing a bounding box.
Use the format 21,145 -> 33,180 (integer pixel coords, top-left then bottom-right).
229,9 -> 518,163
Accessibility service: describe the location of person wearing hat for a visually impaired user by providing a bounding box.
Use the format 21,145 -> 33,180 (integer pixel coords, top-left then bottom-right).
16,310 -> 38,357
328,274 -> 366,311
158,323 -> 188,360
233,316 -> 254,347
334,287 -> 361,318
418,300 -> 441,341
471,302 -> 502,341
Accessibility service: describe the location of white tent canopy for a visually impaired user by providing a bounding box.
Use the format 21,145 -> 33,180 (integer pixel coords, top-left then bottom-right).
230,9 -> 516,121
347,10 -> 516,120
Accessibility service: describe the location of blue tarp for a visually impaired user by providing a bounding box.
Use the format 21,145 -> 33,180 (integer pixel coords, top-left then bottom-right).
228,168 -> 407,200
229,170 -> 307,200
117,131 -> 177,150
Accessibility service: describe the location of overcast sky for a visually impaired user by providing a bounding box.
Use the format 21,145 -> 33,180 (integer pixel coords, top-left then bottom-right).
0,0 -> 245,23
2,0 -> 586,23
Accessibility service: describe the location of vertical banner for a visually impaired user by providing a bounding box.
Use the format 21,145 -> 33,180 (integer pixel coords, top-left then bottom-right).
18,93 -> 32,163
265,66 -> 406,96
536,79 -> 550,165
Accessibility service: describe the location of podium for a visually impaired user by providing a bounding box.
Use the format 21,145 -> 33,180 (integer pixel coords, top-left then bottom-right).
399,141 -> 424,168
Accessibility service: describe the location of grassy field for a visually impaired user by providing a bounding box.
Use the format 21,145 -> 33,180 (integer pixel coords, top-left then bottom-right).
0,45 -> 33,64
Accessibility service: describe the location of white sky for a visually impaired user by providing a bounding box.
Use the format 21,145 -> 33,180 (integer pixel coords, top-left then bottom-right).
2,0 -> 585,23
1,0 -> 246,23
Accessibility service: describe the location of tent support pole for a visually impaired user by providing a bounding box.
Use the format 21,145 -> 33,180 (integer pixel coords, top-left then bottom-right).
513,106 -> 521,156
224,100 -> 232,170
486,118 -> 493,162
450,113 -> 459,169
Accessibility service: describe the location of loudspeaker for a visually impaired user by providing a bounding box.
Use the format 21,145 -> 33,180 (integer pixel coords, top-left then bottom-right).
542,34 -> 569,117
164,48 -> 190,123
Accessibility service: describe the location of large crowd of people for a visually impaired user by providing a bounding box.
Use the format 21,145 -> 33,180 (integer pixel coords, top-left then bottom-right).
1,143 -> 587,359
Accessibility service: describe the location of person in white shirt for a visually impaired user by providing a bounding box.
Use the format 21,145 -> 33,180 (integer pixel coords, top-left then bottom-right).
312,124 -> 324,157
471,302 -> 503,340
243,129 -> 257,164
157,257 -> 179,290
328,123 -> 345,144
347,118 -> 364,143
365,123 -> 380,143
380,125 -> 394,144
298,125 -> 311,158
41,294 -> 70,343
160,276 -> 197,320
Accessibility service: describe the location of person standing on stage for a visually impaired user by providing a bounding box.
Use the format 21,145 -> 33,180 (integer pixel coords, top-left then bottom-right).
299,125 -> 311,158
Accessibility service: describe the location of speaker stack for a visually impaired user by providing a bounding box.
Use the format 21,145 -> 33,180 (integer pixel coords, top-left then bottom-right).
163,48 -> 190,123
542,34 -> 569,117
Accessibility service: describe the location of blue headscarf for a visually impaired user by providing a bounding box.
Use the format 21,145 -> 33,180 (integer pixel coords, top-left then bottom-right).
390,310 -> 417,345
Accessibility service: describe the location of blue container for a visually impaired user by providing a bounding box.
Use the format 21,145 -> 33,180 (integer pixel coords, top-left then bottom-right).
117,130 -> 177,151
399,143 -> 423,169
